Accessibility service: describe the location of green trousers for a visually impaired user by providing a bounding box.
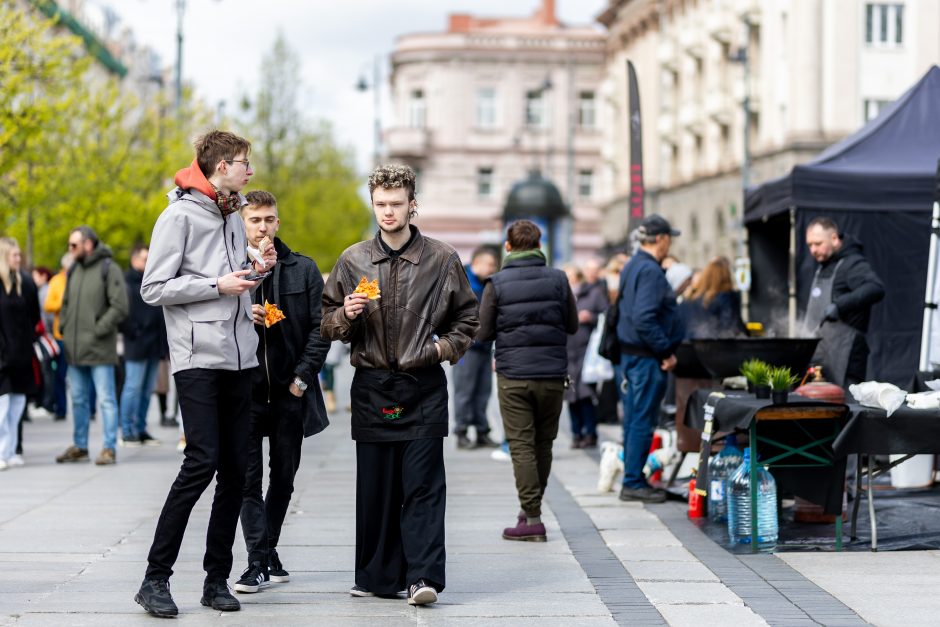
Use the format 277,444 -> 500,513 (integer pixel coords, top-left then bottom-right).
496,375 -> 566,517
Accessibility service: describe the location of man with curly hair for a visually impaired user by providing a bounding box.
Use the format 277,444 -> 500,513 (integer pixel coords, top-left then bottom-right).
322,164 -> 479,607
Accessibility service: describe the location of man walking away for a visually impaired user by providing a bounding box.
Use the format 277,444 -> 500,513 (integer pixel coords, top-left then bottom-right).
119,244 -> 165,447
477,220 -> 577,542
234,190 -> 330,594
134,130 -> 275,617
322,164 -> 479,607
616,215 -> 684,504
56,226 -> 128,466
453,246 -> 500,449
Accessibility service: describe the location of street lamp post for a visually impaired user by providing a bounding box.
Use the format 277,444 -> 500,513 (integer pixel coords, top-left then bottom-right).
175,0 -> 184,115
729,16 -> 753,307
357,55 -> 382,168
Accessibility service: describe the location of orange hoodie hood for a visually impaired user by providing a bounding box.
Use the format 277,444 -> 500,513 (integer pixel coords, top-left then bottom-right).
173,159 -> 217,201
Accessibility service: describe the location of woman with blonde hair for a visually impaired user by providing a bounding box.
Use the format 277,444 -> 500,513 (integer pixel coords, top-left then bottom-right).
0,237 -> 41,469
678,256 -> 746,339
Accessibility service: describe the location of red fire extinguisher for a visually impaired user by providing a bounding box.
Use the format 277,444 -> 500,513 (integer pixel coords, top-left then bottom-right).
688,478 -> 705,518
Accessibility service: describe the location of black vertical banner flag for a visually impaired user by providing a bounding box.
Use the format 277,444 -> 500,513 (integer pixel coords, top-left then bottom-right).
627,60 -> 644,233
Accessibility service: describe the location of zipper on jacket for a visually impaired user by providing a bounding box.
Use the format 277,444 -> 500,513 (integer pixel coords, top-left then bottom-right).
261,282 -> 271,403
225,224 -> 242,370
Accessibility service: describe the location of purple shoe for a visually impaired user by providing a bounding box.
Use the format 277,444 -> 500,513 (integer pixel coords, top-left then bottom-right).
502,519 -> 547,542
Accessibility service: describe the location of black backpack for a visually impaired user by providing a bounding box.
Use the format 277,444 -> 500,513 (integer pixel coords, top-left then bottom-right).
598,273 -> 626,365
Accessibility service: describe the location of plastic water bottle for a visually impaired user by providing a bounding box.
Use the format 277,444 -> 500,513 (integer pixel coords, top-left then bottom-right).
707,434 -> 743,522
726,448 -> 778,546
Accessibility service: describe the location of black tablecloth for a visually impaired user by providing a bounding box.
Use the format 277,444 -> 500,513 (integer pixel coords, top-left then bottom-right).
683,389 -> 849,515
833,404 -> 940,457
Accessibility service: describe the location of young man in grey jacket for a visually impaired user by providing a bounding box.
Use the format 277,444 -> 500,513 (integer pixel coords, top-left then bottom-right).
134,131 -> 276,618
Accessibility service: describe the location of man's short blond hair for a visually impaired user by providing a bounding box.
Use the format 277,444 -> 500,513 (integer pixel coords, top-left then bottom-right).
368,164 -> 416,202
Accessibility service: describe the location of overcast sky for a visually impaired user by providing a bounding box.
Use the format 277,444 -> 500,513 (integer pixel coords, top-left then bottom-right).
108,0 -> 608,173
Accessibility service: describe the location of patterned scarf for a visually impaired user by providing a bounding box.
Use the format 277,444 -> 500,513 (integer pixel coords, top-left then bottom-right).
210,184 -> 241,217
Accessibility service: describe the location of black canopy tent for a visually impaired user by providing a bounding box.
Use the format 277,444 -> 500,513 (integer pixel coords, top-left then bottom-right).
745,65 -> 940,386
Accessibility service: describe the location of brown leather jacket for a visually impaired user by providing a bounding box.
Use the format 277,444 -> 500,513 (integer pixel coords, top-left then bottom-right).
321,228 -> 480,371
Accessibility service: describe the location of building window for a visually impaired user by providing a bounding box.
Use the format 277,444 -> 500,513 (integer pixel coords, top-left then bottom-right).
525,90 -> 547,128
476,88 -> 497,129
578,91 -> 596,129
865,3 -> 904,46
408,89 -> 426,128
477,167 -> 494,199
863,98 -> 892,122
578,169 -> 593,199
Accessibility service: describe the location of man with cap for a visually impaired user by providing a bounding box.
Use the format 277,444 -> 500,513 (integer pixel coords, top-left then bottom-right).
615,214 -> 685,503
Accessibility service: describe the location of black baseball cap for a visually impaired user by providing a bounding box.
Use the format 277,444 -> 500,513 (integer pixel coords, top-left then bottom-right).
638,214 -> 680,237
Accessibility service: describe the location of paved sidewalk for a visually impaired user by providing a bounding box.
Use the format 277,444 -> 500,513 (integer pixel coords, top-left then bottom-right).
0,368 -> 935,626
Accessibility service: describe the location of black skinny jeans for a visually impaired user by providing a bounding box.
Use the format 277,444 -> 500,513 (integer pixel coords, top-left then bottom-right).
240,391 -> 305,566
145,368 -> 251,583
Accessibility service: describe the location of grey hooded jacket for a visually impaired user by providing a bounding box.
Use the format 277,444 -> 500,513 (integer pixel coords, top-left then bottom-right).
142,187 -> 259,374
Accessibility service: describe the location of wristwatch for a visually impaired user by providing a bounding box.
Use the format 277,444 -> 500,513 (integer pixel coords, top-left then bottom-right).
292,377 -> 308,392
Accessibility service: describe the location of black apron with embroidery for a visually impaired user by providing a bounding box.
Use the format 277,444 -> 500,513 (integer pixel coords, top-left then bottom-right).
350,365 -> 448,442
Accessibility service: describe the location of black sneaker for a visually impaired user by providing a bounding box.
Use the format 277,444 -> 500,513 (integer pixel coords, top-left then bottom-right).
619,485 -> 667,504
456,433 -> 474,449
349,585 -> 375,597
138,432 -> 162,446
476,433 -> 500,448
201,580 -> 241,610
407,579 -> 438,606
135,578 -> 178,617
269,548 -> 289,583
233,562 -> 268,593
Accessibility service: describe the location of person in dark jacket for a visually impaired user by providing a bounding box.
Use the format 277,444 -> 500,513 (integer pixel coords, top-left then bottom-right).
453,246 -> 500,449
321,164 -> 479,607
678,256 -> 746,339
803,217 -> 885,386
616,215 -> 685,504
563,264 -> 609,449
56,226 -> 129,466
0,237 -> 40,470
119,244 -> 167,446
478,220 -> 577,542
233,190 -> 331,594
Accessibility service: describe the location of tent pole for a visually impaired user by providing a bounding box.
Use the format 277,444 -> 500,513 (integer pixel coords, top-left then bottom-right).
788,207 -> 797,337
919,201 -> 940,372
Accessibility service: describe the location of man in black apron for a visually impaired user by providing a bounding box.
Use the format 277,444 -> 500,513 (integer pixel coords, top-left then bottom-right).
802,217 -> 885,388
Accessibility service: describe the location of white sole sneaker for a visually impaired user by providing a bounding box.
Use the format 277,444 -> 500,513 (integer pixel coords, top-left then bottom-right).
408,586 -> 438,606
349,586 -> 374,597
269,574 -> 290,583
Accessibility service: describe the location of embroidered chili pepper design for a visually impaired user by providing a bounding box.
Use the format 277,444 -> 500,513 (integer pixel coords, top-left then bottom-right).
382,405 -> 404,421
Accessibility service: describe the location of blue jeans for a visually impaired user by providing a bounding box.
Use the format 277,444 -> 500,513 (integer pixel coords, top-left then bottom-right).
120,358 -> 160,439
568,398 -> 598,438
617,354 -> 667,489
68,365 -> 118,451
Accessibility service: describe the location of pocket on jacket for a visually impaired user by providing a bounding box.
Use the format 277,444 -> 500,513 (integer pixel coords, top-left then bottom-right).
187,299 -> 232,322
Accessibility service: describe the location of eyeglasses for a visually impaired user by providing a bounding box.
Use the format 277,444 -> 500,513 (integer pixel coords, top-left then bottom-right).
68,242 -> 80,249
226,159 -> 250,169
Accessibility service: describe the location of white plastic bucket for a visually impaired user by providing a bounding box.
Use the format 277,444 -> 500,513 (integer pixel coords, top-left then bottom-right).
889,454 -> 935,488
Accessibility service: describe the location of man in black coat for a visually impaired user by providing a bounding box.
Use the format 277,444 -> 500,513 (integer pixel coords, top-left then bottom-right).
803,217 -> 885,387
119,244 -> 166,446
477,220 -> 577,542
234,190 -> 330,594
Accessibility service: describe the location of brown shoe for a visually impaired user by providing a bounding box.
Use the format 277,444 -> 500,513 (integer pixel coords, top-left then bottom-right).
56,446 -> 89,463
95,448 -> 116,465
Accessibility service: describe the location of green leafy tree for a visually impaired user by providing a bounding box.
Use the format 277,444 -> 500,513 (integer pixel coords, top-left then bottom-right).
0,0 -> 213,269
239,33 -> 369,271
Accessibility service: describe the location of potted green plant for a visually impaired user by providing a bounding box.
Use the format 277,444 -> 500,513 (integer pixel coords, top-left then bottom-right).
769,366 -> 798,404
740,359 -> 771,399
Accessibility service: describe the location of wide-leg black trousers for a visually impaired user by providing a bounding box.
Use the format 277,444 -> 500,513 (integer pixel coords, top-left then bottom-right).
355,437 -> 446,595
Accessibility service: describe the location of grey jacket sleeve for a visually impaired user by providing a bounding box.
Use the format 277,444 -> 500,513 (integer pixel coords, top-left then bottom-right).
142,209 -> 220,306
